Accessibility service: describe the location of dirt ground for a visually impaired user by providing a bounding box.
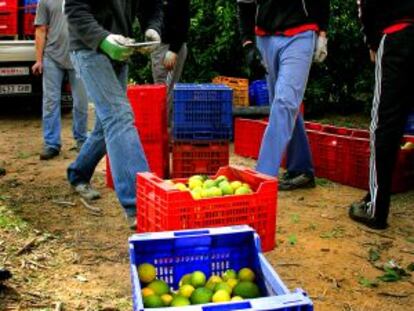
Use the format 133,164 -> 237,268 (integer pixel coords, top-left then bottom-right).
0,107 -> 413,311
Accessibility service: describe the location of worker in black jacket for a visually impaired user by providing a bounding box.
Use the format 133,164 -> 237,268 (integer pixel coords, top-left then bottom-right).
237,0 -> 330,190
151,0 -> 190,124
65,0 -> 163,230
349,0 -> 414,229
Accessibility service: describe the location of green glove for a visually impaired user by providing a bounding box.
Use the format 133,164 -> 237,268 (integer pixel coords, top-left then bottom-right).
99,34 -> 134,62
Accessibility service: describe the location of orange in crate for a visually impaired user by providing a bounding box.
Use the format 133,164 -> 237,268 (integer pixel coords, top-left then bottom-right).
136,166 -> 278,252
212,76 -> 249,107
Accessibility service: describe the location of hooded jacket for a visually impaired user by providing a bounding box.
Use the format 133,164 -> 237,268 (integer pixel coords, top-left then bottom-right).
237,0 -> 330,43
65,0 -> 163,51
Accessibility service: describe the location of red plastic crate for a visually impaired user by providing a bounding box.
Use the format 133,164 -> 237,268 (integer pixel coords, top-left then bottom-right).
136,166 -> 278,252
106,140 -> 169,189
23,12 -> 35,35
0,0 -> 18,10
347,131 -> 414,193
315,126 -> 353,182
171,140 -> 229,178
234,118 -> 267,159
127,84 -> 167,142
0,11 -> 17,36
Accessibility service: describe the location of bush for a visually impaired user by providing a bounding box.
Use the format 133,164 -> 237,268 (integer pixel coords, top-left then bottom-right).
129,0 -> 374,116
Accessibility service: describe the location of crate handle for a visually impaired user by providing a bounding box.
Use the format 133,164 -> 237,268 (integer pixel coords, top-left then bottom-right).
202,301 -> 252,310
174,229 -> 210,237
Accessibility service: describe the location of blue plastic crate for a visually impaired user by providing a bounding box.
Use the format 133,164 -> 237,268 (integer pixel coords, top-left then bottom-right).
405,111 -> 414,135
251,80 -> 269,106
23,0 -> 38,13
173,84 -> 233,140
174,83 -> 233,102
129,226 -> 313,311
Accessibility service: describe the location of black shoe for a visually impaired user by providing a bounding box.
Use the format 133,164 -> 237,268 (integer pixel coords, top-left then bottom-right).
348,201 -> 388,230
278,172 -> 315,191
39,147 -> 59,160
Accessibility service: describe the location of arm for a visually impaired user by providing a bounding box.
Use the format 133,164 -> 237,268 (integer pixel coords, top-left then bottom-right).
357,0 -> 381,51
168,0 -> 190,54
32,25 -> 47,75
137,0 -> 163,36
311,0 -> 330,33
65,0 -> 110,50
237,0 -> 256,45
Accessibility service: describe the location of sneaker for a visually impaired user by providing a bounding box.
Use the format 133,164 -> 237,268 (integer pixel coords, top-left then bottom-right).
73,183 -> 101,201
278,172 -> 315,191
39,147 -> 59,160
349,201 -> 388,230
126,215 -> 137,231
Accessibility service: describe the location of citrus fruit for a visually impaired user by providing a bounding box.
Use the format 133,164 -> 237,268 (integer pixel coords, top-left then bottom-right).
235,186 -> 252,195
141,287 -> 155,298
189,178 -> 203,190
226,278 -> 239,289
161,294 -> 173,306
214,175 -> 228,184
233,281 -> 260,299
214,282 -> 232,294
212,289 -> 231,303
230,181 -> 242,191
190,287 -> 213,304
206,275 -> 222,290
219,181 -> 234,195
231,296 -> 244,301
179,274 -> 192,287
148,279 -> 170,296
203,179 -> 216,189
238,268 -> 255,282
138,263 -> 156,283
211,186 -> 222,197
191,271 -> 206,288
171,295 -> 191,307
178,284 -> 195,298
143,295 -> 164,308
175,182 -> 188,191
222,269 -> 237,281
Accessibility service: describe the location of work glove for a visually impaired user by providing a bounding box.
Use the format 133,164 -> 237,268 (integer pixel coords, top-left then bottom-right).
313,35 -> 328,63
164,51 -> 177,71
243,42 -> 267,80
142,29 -> 161,54
99,34 -> 134,62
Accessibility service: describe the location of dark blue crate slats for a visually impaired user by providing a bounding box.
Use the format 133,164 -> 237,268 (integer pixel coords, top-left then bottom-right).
173,83 -> 233,140
131,230 -> 264,291
250,80 -> 269,106
23,0 -> 38,13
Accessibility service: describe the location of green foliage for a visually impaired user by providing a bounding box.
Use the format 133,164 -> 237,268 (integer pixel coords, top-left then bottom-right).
129,0 -> 374,115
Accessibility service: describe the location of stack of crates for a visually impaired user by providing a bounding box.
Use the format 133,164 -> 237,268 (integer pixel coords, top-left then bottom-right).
22,0 -> 38,36
106,84 -> 169,189
212,76 -> 249,107
171,83 -> 233,178
0,0 -> 18,36
249,79 -> 269,106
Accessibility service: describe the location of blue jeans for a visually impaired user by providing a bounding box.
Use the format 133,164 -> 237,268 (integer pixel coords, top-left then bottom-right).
67,50 -> 149,217
42,56 -> 88,150
256,31 -> 316,177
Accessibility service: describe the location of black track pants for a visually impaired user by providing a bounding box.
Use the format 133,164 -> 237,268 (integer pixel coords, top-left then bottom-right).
368,25 -> 414,223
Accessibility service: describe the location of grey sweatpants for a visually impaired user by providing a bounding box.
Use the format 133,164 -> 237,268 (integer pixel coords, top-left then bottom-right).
151,43 -> 188,126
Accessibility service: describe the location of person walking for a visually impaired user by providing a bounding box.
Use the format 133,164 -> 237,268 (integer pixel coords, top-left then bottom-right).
349,0 -> 414,229
33,0 -> 88,160
237,0 -> 330,190
64,0 -> 162,229
150,0 -> 190,125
